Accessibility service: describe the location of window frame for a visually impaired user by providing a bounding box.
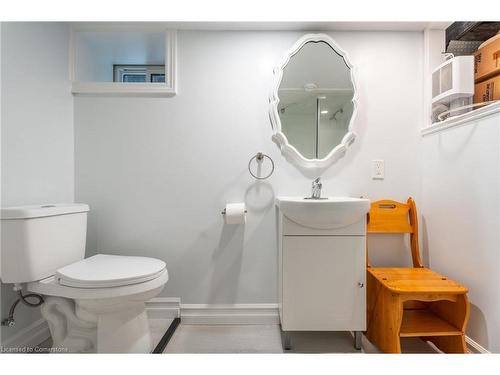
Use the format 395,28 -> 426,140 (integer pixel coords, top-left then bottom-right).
113,65 -> 166,83
70,26 -> 177,97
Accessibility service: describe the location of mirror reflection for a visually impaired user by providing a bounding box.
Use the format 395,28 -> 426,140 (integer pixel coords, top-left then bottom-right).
278,41 -> 354,159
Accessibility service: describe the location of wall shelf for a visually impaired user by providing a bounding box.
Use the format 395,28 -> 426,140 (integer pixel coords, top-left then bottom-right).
421,101 -> 500,136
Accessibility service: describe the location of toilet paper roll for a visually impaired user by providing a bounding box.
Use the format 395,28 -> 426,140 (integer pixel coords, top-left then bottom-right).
224,203 -> 246,225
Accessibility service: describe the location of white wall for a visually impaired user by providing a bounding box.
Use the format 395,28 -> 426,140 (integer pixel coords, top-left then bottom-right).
75,30 -> 424,305
0,22 -> 73,345
421,111 -> 500,353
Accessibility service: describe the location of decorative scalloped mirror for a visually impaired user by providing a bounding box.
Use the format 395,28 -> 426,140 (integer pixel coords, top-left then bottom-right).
269,34 -> 358,171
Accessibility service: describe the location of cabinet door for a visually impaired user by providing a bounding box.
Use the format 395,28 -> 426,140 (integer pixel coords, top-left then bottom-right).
282,236 -> 366,331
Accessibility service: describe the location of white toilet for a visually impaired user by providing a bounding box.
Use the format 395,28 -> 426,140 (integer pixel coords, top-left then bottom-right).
1,203 -> 169,353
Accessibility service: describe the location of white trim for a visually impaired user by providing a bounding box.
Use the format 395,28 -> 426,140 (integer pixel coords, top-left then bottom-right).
1,318 -> 49,349
71,82 -> 176,97
70,27 -> 177,97
421,101 -> 500,136
423,29 -> 431,131
166,29 -> 177,95
180,303 -> 280,325
146,299 -> 279,324
145,297 -> 181,319
423,29 -> 446,131
424,335 -> 490,354
269,33 -> 358,171
466,335 -> 490,354
68,25 -> 76,85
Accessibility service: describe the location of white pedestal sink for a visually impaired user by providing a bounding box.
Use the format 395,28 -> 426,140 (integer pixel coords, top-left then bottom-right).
275,196 -> 370,351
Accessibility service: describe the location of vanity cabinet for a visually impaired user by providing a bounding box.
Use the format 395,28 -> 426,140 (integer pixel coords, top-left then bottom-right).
277,211 -> 366,336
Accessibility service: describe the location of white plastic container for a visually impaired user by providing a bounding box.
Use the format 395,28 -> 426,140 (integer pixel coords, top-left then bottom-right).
432,56 -> 474,105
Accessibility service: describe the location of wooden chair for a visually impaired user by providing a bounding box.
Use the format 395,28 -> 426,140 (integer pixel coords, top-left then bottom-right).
365,198 -> 470,353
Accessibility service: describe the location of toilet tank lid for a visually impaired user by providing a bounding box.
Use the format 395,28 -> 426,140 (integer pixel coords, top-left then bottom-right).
1,203 -> 90,219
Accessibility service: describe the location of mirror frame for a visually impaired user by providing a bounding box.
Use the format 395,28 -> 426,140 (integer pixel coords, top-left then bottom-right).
269,33 -> 358,170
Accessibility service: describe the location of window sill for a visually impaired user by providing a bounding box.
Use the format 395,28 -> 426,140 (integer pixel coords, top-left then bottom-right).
71,82 -> 176,97
421,101 -> 500,136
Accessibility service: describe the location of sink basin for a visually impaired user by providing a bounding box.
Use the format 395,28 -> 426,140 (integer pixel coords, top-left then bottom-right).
276,196 -> 370,229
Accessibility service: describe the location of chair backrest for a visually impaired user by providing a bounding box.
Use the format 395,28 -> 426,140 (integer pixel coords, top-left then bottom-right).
367,197 -> 423,268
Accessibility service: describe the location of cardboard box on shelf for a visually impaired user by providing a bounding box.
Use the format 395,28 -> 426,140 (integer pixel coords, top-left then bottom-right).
474,34 -> 500,83
474,74 -> 500,103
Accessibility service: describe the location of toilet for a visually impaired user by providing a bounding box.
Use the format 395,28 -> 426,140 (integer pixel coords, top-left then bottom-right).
0,204 -> 168,353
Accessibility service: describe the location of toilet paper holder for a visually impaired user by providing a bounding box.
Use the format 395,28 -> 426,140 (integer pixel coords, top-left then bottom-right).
221,208 -> 248,215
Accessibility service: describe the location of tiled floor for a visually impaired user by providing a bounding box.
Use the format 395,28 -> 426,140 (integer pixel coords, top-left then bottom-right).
162,323 -> 438,354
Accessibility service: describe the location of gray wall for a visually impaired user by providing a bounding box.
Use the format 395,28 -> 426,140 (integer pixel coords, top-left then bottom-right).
1,22 -> 73,345
75,30 -> 424,304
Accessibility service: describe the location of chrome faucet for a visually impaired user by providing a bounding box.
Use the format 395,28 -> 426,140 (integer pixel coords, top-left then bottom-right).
311,177 -> 322,199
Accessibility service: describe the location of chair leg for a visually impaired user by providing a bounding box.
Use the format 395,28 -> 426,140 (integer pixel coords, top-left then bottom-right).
366,275 -> 403,353
427,294 -> 469,353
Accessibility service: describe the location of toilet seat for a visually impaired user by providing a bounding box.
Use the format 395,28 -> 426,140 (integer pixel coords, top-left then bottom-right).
27,268 -> 168,300
56,254 -> 166,288
27,254 -> 168,300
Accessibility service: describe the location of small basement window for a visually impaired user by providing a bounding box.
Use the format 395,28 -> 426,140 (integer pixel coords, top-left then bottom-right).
71,28 -> 176,96
113,65 -> 166,83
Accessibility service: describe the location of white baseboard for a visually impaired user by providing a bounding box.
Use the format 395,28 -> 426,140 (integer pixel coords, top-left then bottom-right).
180,303 -> 279,325
427,335 -> 490,354
466,335 -> 490,354
1,318 -> 50,350
146,297 -> 279,325
145,297 -> 181,319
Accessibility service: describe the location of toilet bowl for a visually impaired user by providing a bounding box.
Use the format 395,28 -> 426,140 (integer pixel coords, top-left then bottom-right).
1,203 -> 169,353
27,254 -> 168,353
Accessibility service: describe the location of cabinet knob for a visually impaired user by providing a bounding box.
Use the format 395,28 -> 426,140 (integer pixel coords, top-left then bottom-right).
358,282 -> 364,288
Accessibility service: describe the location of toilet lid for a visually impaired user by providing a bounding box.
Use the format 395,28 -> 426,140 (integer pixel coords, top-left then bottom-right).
56,254 -> 166,288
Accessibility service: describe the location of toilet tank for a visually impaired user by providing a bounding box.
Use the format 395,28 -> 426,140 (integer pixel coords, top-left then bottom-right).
1,204 -> 89,284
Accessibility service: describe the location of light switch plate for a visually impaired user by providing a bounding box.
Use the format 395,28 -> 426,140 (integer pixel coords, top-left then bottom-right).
372,160 -> 385,179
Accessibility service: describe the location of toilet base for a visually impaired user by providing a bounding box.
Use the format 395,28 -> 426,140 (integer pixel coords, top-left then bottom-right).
41,294 -> 156,353
28,270 -> 168,352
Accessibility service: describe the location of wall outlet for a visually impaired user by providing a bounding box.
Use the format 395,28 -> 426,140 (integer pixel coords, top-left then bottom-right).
372,160 -> 385,180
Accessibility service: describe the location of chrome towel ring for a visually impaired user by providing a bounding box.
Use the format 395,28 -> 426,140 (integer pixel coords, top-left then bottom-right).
248,152 -> 274,180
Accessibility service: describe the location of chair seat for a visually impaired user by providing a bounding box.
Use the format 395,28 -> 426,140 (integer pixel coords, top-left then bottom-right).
368,267 -> 468,294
